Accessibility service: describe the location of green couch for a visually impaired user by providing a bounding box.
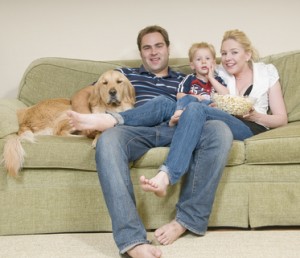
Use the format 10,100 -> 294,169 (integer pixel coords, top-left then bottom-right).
1,51 -> 300,236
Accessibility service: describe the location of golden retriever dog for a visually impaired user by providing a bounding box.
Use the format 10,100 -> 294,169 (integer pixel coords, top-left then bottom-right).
2,70 -> 135,177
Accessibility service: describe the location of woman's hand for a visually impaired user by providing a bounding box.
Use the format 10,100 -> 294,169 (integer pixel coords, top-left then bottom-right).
242,108 -> 260,122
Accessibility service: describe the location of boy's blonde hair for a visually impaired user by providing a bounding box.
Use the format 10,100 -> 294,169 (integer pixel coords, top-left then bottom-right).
221,29 -> 259,61
188,42 -> 216,62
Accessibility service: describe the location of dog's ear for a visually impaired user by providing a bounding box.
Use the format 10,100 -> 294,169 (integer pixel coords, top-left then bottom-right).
89,80 -> 102,108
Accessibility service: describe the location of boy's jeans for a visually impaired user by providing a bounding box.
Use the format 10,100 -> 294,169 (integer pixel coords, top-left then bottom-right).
176,94 -> 212,110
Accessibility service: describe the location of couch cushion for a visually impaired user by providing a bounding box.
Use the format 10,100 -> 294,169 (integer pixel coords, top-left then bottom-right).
245,121 -> 300,164
5,135 -> 245,172
0,99 -> 26,138
18,58 -> 127,106
20,136 -> 97,171
133,140 -> 245,168
262,50 -> 300,122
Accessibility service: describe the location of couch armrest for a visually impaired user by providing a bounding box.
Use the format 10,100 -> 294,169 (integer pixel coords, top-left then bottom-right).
0,99 -> 27,138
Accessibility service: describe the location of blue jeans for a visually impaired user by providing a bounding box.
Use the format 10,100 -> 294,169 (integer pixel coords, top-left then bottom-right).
176,94 -> 212,110
119,95 -> 253,142
95,95 -> 234,253
118,96 -> 252,184
161,101 -> 254,184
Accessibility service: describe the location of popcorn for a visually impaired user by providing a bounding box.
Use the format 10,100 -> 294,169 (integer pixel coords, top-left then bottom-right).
212,94 -> 256,116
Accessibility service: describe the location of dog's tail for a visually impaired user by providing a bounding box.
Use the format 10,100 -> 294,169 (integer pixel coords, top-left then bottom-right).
1,131 -> 36,177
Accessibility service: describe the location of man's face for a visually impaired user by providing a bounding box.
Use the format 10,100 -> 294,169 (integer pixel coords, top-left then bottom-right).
140,32 -> 170,77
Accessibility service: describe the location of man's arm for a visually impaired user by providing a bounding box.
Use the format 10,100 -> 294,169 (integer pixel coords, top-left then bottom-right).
71,85 -> 94,113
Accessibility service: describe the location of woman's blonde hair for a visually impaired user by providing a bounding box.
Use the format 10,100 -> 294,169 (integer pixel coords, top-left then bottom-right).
221,29 -> 259,62
188,42 -> 216,62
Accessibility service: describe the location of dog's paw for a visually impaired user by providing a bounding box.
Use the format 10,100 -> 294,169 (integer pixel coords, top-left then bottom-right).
91,132 -> 101,148
91,138 -> 97,148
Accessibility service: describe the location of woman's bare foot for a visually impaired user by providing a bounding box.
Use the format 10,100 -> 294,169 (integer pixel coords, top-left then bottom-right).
140,171 -> 169,197
154,220 -> 186,245
127,244 -> 162,258
169,110 -> 183,127
66,110 -> 117,132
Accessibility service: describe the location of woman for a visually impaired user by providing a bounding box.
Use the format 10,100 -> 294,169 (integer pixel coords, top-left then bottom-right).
67,29 -> 287,198
217,29 -> 287,131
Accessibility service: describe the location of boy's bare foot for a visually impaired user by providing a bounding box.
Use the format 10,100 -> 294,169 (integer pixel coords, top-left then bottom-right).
127,244 -> 162,258
154,220 -> 186,245
140,171 -> 169,197
169,110 -> 183,127
66,110 -> 117,132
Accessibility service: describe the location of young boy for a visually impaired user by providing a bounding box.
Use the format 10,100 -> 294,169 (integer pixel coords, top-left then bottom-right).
169,42 -> 228,126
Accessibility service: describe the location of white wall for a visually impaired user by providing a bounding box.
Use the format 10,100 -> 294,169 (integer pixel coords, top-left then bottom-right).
1,0 -> 300,98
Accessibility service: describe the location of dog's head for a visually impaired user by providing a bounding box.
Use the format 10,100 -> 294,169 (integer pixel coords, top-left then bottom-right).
89,70 -> 135,113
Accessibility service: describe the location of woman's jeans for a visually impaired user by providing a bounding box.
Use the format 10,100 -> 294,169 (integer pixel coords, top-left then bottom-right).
118,95 -> 253,184
119,95 -> 253,141
96,95 -> 234,253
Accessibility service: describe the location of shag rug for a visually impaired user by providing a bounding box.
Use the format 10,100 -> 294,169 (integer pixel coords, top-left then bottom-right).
0,228 -> 299,258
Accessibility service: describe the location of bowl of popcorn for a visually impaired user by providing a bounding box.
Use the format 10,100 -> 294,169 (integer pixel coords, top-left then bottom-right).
212,94 -> 256,116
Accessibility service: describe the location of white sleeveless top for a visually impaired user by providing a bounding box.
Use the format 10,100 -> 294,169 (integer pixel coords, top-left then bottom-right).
216,62 -> 279,114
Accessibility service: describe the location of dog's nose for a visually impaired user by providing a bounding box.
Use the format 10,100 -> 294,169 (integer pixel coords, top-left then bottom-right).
109,88 -> 117,96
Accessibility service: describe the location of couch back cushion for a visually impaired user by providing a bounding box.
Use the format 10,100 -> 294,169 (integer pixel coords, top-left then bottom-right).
18,52 -> 300,124
18,57 -> 191,106
18,58 -> 138,106
261,50 -> 300,122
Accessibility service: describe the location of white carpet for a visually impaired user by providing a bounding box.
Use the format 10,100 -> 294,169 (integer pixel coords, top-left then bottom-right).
0,229 -> 299,258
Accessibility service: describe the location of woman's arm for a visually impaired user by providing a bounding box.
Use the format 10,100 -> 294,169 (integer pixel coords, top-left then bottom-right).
243,81 -> 288,128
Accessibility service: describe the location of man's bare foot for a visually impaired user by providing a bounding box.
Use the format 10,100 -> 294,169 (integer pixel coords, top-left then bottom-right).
169,110 -> 183,127
127,244 -> 162,258
140,171 -> 169,197
154,220 -> 186,245
66,110 -> 117,132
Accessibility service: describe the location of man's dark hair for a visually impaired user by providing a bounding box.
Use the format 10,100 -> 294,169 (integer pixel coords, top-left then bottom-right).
137,25 -> 170,51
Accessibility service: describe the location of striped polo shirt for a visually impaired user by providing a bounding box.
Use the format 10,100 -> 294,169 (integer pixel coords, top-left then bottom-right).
116,66 -> 186,107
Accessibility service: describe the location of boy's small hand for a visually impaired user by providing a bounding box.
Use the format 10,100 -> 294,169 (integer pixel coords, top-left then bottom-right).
209,102 -> 217,108
206,64 -> 215,80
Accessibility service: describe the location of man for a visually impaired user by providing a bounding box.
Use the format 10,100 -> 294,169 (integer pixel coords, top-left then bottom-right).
70,25 -> 233,258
